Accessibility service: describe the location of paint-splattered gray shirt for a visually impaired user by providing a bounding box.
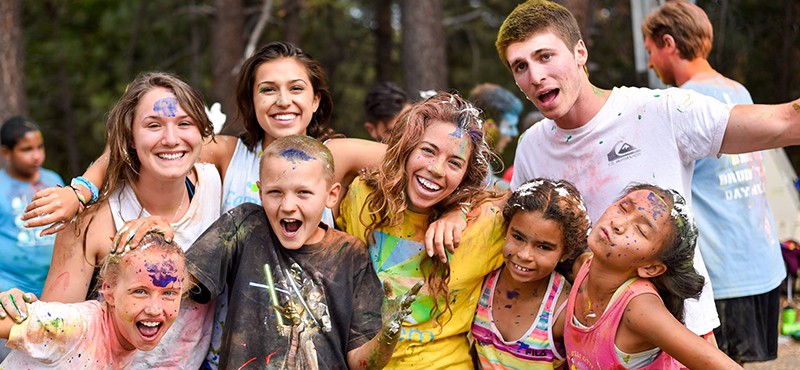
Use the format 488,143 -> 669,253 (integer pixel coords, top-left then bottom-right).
186,203 -> 382,369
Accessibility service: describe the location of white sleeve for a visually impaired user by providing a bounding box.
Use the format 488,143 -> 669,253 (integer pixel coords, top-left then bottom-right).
662,88 -> 729,163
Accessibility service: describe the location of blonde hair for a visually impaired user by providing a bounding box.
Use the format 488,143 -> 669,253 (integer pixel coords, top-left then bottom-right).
260,135 -> 335,185
496,0 -> 583,67
641,0 -> 713,60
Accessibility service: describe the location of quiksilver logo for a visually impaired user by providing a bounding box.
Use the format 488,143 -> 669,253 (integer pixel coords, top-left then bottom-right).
607,141 -> 641,164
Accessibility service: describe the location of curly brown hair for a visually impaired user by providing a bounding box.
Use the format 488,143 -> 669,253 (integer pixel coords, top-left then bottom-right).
503,178 -> 590,281
360,92 -> 497,327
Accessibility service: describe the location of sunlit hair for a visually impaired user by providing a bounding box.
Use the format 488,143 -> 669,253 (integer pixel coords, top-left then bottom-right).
236,42 -> 337,151
503,178 -> 590,281
360,92 -> 497,327
98,232 -> 190,298
619,183 -> 703,323
496,0 -> 583,68
260,135 -> 335,185
93,71 -> 212,217
642,0 -> 713,60
1,115 -> 41,149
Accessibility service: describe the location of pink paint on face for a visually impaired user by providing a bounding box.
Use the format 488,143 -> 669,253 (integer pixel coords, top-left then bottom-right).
404,120 -> 471,214
107,248 -> 185,351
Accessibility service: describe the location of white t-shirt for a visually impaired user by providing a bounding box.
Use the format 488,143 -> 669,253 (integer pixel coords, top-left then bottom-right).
2,300 -> 135,369
511,86 -> 729,335
109,162 -> 222,369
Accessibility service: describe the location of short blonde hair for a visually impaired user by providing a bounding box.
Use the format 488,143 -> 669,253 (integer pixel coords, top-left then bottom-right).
642,0 -> 713,60
260,135 -> 335,185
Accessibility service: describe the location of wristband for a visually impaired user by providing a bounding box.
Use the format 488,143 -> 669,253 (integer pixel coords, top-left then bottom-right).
71,176 -> 99,204
68,185 -> 87,216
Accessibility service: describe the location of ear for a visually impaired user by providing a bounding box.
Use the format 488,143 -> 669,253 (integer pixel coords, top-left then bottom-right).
256,180 -> 262,193
574,39 -> 588,67
662,34 -> 677,54
364,122 -> 378,140
325,182 -> 341,209
1,146 -> 9,161
312,92 -> 321,113
102,283 -> 116,306
636,262 -> 667,279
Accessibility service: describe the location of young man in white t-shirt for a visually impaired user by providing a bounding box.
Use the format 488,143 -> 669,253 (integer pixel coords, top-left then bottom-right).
496,0 -> 800,342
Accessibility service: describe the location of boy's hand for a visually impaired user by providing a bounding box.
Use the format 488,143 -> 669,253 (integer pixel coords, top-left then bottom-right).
424,210 -> 467,263
112,216 -> 175,255
380,280 -> 423,345
22,186 -> 78,235
0,289 -> 37,323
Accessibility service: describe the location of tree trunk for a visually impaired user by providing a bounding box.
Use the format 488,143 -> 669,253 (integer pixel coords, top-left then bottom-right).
779,0 -> 797,101
0,0 -> 27,127
400,0 -> 447,98
374,0 -> 394,82
284,0 -> 301,46
213,0 -> 245,136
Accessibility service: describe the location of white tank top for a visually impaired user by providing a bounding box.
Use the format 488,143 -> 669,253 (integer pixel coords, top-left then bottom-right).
109,162 -> 221,370
222,138 -> 334,226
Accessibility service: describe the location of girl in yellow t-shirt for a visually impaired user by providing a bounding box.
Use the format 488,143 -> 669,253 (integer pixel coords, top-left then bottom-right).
338,92 -> 505,369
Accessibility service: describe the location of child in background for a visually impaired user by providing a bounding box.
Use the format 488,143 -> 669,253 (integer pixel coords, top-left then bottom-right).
471,178 -> 589,369
0,232 -> 187,369
186,135 -> 418,369
565,184 -> 740,369
0,116 -> 64,362
337,92 -> 506,369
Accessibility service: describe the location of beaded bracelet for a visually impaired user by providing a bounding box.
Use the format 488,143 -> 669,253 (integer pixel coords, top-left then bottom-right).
71,176 -> 99,204
68,185 -> 87,216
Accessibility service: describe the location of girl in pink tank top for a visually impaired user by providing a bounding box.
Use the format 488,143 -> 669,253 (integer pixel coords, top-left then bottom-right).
564,184 -> 741,369
471,178 -> 590,369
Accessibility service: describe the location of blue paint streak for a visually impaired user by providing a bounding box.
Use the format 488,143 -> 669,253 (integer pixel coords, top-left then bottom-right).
280,148 -> 315,164
153,97 -> 178,117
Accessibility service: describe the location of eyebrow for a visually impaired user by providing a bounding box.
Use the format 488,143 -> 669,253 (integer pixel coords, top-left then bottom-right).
258,79 -> 307,85
627,198 -> 656,230
141,114 -> 190,122
510,226 -> 558,247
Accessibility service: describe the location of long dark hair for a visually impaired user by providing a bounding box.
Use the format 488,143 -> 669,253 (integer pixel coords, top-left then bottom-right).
236,41 -> 336,151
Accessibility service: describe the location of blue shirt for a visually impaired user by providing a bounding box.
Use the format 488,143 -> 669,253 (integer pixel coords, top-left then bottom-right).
683,76 -> 786,299
0,168 -> 64,295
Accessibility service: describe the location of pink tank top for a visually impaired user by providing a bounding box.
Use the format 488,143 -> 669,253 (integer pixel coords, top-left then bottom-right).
564,260 -> 681,369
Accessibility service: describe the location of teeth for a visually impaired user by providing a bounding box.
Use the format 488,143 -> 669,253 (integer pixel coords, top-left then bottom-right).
158,153 -> 183,160
274,113 -> 297,121
513,263 -> 531,272
417,177 -> 441,191
140,321 -> 160,327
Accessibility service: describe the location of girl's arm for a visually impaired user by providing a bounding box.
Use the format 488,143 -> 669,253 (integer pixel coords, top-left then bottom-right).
40,205 -> 115,304
622,294 -> 741,369
22,135 -> 237,233
325,138 -> 386,219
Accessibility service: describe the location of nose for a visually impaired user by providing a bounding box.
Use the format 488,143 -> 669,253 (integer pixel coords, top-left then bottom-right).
610,217 -> 626,234
280,195 -> 298,212
275,91 -> 290,107
144,300 -> 162,316
162,124 -> 179,146
527,65 -> 546,86
427,157 -> 445,177
517,245 -> 535,261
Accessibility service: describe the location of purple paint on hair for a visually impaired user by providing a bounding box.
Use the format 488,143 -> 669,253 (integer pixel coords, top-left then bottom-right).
145,260 -> 179,288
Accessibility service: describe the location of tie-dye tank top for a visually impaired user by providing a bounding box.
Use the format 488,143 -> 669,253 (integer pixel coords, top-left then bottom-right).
471,268 -> 567,369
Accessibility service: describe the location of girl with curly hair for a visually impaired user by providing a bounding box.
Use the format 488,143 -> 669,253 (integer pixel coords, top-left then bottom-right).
565,184 -> 739,369
471,178 -> 589,369
337,92 -> 505,369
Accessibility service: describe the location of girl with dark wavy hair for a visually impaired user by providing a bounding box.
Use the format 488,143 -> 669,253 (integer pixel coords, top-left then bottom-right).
337,92 -> 506,369
471,178 -> 589,369
564,184 -> 740,369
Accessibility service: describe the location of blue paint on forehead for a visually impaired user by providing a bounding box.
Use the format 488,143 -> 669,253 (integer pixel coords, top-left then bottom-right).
153,97 -> 178,117
280,148 -> 315,163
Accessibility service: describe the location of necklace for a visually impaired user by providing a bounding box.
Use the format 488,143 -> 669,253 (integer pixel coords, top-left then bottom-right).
585,294 -> 597,319
139,189 -> 186,223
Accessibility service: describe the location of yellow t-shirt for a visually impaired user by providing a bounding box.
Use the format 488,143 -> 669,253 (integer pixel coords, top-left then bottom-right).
337,178 -> 505,369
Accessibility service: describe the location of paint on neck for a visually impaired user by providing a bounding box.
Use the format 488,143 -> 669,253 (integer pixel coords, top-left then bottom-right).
280,148 -> 315,164
145,260 -> 179,287
153,97 -> 178,117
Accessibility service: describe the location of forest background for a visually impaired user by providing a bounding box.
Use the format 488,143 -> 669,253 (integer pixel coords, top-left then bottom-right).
0,0 -> 798,179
